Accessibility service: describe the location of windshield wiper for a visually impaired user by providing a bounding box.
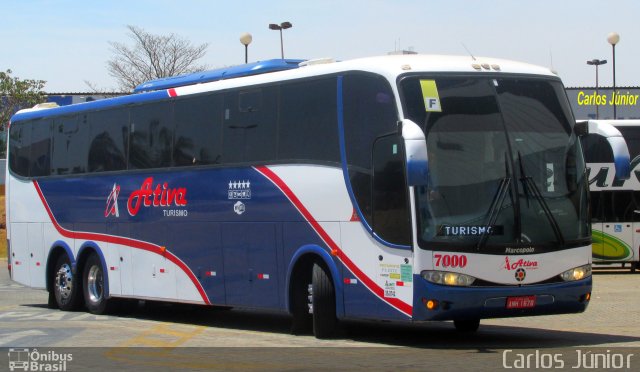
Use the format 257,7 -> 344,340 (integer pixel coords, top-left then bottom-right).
476,156 -> 512,251
517,152 -> 565,246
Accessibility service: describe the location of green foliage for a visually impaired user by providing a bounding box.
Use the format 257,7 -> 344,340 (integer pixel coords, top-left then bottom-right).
0,69 -> 47,157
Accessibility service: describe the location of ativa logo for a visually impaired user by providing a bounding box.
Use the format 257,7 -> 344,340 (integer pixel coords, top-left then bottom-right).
104,183 -> 120,217
105,178 -> 188,217
127,177 -> 188,216
503,257 -> 539,271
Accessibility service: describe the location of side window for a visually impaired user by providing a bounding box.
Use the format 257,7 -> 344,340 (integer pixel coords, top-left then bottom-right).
9,121 -> 32,177
223,87 -> 277,164
51,115 -> 89,175
174,94 -> 223,166
129,102 -> 173,169
343,73 -> 398,226
372,135 -> 411,245
278,78 -> 340,163
88,109 -> 128,172
30,119 -> 52,177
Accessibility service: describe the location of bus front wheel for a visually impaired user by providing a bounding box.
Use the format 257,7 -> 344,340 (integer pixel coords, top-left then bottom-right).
311,262 -> 339,339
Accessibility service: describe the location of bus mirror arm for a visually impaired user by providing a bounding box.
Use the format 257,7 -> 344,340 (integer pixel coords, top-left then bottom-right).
586,120 -> 631,180
401,119 -> 429,186
574,121 -> 589,137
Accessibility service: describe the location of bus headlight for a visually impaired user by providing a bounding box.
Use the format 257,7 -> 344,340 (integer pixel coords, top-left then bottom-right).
421,270 -> 476,286
560,264 -> 592,282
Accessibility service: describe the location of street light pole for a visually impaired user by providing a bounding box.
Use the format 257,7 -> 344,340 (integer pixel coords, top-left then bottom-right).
240,33 -> 252,64
607,32 -> 620,119
586,59 -> 607,119
269,21 -> 292,59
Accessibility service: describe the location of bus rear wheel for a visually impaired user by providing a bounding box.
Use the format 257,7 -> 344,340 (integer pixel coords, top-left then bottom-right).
83,254 -> 114,314
311,262 -> 339,339
454,319 -> 480,332
52,254 -> 82,311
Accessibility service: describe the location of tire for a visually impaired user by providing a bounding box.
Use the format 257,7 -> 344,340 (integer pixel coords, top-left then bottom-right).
311,262 -> 338,339
82,254 -> 113,314
454,319 -> 480,332
47,289 -> 57,309
290,272 -> 312,335
631,262 -> 638,273
52,254 -> 82,311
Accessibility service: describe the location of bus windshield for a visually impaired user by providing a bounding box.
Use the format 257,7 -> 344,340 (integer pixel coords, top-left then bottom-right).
401,76 -> 590,253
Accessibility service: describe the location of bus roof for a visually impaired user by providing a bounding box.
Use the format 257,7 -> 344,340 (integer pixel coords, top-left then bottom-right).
11,54 -> 558,123
584,119 -> 640,128
133,59 -> 305,93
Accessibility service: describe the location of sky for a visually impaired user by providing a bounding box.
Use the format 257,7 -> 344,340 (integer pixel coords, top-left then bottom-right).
1,0 -> 638,92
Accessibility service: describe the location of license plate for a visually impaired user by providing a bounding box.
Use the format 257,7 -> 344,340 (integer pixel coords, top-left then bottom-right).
506,295 -> 536,309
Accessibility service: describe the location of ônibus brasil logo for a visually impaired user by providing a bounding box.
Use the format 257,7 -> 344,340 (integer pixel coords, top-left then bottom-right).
105,177 -> 188,217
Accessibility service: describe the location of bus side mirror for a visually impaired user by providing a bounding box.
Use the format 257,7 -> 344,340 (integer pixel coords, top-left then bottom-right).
401,119 -> 429,186
584,120 -> 631,180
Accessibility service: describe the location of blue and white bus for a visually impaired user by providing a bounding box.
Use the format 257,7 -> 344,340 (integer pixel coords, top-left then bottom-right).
6,55 -> 630,338
581,120 -> 639,271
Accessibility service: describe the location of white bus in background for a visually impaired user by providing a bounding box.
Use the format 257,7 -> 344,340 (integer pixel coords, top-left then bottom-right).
581,120 -> 640,272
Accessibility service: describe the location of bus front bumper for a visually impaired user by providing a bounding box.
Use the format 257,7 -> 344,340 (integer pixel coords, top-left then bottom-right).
412,275 -> 592,321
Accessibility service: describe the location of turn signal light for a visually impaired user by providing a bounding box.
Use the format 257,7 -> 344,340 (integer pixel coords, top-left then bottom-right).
422,298 -> 439,310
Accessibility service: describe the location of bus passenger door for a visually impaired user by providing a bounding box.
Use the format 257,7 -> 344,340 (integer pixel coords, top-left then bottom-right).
342,135 -> 414,320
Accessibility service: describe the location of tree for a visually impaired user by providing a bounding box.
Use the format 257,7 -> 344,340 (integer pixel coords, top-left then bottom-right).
0,69 -> 47,157
108,25 -> 209,91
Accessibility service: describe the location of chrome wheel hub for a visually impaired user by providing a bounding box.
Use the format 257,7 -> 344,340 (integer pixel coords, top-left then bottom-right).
87,265 -> 103,304
56,263 -> 73,300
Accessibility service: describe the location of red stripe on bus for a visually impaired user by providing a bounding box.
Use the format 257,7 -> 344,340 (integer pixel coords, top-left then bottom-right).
32,180 -> 210,305
254,166 -> 412,317
168,88 -> 177,97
